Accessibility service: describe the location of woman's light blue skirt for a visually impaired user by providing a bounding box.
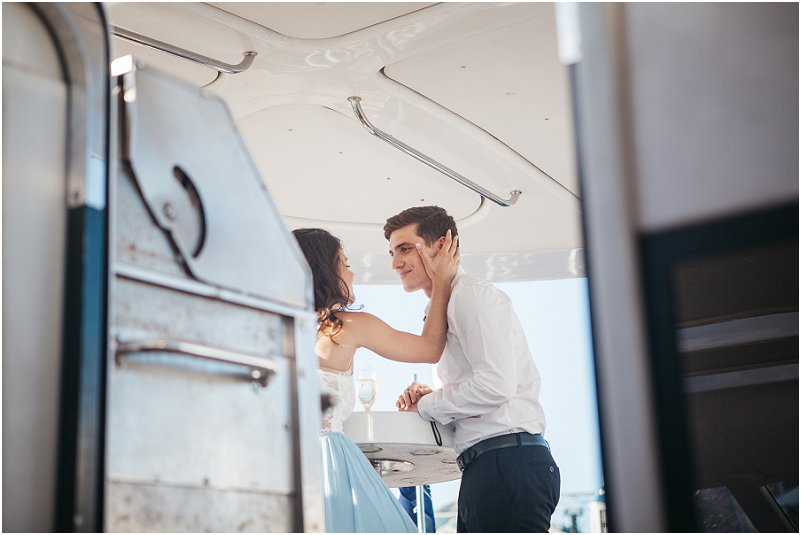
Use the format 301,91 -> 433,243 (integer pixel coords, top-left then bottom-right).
320,432 -> 417,533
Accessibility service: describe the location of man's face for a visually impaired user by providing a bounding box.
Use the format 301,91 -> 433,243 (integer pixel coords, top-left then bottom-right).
388,224 -> 438,294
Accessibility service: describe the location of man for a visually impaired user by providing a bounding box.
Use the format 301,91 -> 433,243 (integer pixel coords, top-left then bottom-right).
386,205 -> 560,533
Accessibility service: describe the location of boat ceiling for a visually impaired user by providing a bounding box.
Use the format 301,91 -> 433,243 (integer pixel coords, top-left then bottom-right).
107,2 -> 583,284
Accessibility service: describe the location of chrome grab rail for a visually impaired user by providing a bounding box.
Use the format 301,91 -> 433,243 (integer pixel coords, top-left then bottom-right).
112,26 -> 257,74
115,338 -> 277,386
348,96 -> 522,207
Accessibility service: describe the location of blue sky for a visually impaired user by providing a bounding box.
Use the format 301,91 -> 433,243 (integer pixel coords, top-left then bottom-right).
351,277 -> 604,512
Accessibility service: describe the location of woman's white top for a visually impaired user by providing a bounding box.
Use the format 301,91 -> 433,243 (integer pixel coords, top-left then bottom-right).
318,363 -> 355,433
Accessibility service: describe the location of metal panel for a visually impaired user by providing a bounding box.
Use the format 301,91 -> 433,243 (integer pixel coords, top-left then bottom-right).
568,3 -> 666,532
4,3 -> 113,531
108,61 -> 322,531
108,278 -> 293,491
625,3 -> 798,231
292,316 -> 326,532
115,166 -> 187,277
1,4 -> 68,531
120,65 -> 310,308
570,3 -> 798,531
107,482 -> 293,532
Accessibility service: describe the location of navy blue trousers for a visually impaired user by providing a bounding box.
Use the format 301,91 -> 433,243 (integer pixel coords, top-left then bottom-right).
456,444 -> 560,532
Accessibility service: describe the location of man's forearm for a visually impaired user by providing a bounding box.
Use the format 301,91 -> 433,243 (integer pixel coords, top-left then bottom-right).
417,377 -> 513,423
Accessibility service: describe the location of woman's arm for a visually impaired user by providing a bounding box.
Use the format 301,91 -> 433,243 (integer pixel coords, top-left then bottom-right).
336,231 -> 459,363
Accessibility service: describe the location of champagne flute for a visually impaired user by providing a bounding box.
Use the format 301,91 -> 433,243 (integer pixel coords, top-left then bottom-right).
356,365 -> 377,412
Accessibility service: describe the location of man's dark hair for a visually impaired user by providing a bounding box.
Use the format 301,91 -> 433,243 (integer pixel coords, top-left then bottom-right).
383,205 -> 458,244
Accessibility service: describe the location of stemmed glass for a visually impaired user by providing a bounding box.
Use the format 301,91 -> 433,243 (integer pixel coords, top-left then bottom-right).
356,365 -> 377,412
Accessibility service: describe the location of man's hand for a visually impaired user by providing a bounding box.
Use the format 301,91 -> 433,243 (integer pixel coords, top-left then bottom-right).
396,381 -> 433,412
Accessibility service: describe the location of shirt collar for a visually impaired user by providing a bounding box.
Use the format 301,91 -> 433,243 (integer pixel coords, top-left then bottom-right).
424,266 -> 466,318
451,266 -> 466,290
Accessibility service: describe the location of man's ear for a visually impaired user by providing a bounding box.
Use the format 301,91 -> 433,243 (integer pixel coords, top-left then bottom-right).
433,236 -> 446,251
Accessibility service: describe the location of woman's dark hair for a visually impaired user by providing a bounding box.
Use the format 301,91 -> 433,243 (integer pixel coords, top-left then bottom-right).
292,228 -> 354,336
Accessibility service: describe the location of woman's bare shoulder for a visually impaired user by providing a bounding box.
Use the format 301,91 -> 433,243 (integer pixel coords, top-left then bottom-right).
335,311 -> 386,344
337,310 -> 380,327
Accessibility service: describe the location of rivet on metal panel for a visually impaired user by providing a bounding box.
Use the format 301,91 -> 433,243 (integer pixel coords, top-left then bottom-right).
162,202 -> 176,220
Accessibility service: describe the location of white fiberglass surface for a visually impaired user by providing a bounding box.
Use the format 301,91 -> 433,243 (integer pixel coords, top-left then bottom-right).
385,4 -> 578,195
104,2 -> 584,282
238,104 -> 481,224
210,2 -> 435,39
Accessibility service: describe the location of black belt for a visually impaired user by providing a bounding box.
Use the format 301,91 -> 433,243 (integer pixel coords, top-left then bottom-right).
456,432 -> 549,471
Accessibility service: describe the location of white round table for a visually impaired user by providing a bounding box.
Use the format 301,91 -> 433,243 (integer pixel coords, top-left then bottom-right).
343,411 -> 462,487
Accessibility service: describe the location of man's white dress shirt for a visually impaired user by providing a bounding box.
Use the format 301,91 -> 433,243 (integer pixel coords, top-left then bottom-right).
417,268 -> 546,453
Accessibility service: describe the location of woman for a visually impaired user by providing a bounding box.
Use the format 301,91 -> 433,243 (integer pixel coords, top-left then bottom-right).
292,227 -> 458,533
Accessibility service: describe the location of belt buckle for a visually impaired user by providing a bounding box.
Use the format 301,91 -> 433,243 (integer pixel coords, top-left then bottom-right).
457,447 -> 476,471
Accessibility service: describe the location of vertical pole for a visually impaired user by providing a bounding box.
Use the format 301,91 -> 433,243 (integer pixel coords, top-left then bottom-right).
411,372 -> 425,533
415,485 -> 425,533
